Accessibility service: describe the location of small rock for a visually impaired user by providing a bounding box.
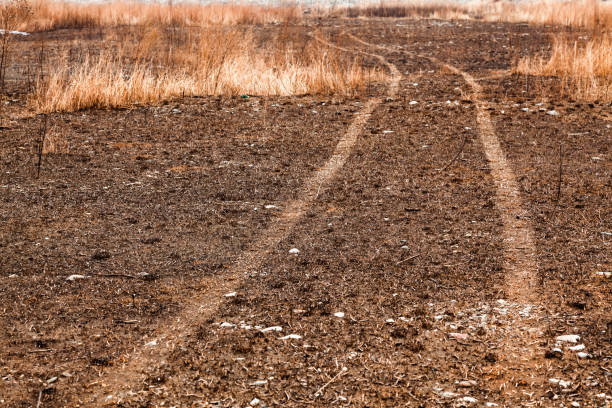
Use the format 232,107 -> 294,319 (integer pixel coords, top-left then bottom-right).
556,334 -> 580,343
333,312 -> 345,318
250,398 -> 260,406
485,403 -> 499,407
569,344 -> 585,351
458,380 -> 477,387
219,322 -> 235,328
409,101 -> 418,105
458,396 -> 478,404
571,402 -> 580,407
8,274 -> 17,278
288,248 -> 300,254
260,326 -> 282,333
264,205 -> 278,209
450,332 -> 468,341
224,292 -> 237,297
439,391 -> 458,398
577,352 -> 591,358
547,110 -> 559,116
66,274 -> 87,281
279,334 -> 302,340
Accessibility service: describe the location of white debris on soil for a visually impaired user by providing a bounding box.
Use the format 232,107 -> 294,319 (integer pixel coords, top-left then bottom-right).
457,380 -> 477,387
382,130 -> 394,134
293,309 -> 305,314
556,334 -> 580,343
224,292 -> 237,297
260,326 -> 282,333
449,332 -> 468,340
571,402 -> 580,407
219,322 -> 235,328
264,205 -> 278,209
577,352 -> 591,358
594,271 -> 611,278
547,110 -> 560,116
457,396 -> 478,404
249,380 -> 268,386
409,100 -> 418,105
46,377 -> 57,384
250,398 -> 260,406
66,274 -> 87,281
288,248 -> 300,254
144,339 -> 158,347
279,334 -> 302,340
438,391 -> 459,398
569,344 -> 585,351
485,403 -> 499,407
549,378 -> 572,388
333,312 -> 345,318
0,29 -> 29,35
385,318 -> 395,323
8,274 -> 17,278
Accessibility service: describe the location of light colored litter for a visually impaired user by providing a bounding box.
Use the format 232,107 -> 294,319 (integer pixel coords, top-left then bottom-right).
571,402 -> 580,407
279,334 -> 302,340
577,352 -> 591,358
0,29 -> 29,35
249,380 -> 268,386
382,130 -> 394,134
264,205 -> 278,209
594,272 -> 611,278
569,344 -> 585,351
457,380 -> 477,387
556,334 -> 580,343
450,332 -> 468,340
549,378 -> 572,388
224,292 -> 237,297
289,248 -> 300,254
547,110 -> 559,116
219,322 -> 235,328
439,391 -> 458,398
333,312 -> 345,318
260,326 -> 282,333
409,101 -> 418,105
250,398 -> 260,406
66,274 -> 87,281
458,397 -> 478,404
144,340 -> 158,347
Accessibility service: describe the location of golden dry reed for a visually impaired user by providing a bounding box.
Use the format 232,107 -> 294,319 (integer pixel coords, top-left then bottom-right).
23,0 -> 300,31
34,28 -> 379,112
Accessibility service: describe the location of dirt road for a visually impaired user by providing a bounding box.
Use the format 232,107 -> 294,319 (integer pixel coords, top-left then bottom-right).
1,18 -> 610,407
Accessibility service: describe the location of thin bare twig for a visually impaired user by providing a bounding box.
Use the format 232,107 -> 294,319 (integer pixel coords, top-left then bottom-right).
314,366 -> 348,398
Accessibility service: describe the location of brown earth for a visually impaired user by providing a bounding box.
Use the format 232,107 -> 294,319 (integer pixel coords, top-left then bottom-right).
0,18 -> 610,408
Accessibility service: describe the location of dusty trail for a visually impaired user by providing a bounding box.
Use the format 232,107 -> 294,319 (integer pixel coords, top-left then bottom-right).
348,32 -> 545,401
85,39 -> 401,406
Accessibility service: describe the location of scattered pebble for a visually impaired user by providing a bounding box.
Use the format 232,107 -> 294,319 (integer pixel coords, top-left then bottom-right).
485,403 -> 499,407
288,248 -> 300,254
66,274 -> 87,281
250,398 -> 260,406
577,352 -> 591,358
449,332 -> 468,341
458,396 -> 478,404
549,378 -> 572,388
279,334 -> 302,340
264,205 -> 278,209
409,101 -> 418,105
569,344 -> 585,351
547,110 -> 559,116
219,322 -> 235,328
260,326 -> 282,333
224,292 -> 237,297
333,312 -> 345,318
556,334 -> 580,343
571,402 -> 580,407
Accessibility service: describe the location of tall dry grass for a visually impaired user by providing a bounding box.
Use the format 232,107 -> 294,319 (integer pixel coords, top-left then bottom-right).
21,0 -> 300,31
515,34 -> 612,102
34,28 -> 379,112
340,1 -> 471,20
479,0 -> 612,30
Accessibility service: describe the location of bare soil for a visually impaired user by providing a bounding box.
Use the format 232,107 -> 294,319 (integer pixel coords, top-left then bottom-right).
0,18 -> 610,407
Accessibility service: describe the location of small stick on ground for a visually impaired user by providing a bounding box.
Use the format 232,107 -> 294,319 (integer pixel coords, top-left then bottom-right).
36,114 -> 48,178
314,366 -> 348,398
439,134 -> 468,172
89,273 -> 138,279
395,254 -> 420,266
36,389 -> 43,408
556,142 -> 563,204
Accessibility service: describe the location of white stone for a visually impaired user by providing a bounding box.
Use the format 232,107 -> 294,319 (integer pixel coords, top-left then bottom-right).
279,334 -> 302,340
289,248 -> 300,254
334,312 -> 345,318
569,344 -> 585,351
224,292 -> 237,297
66,274 -> 87,281
556,334 -> 580,343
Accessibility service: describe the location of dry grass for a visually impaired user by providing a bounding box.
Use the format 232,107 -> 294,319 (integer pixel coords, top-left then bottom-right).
515,34 -> 612,102
22,0 -> 300,31
34,27 -> 381,112
339,1 -> 471,20
479,0 -> 612,30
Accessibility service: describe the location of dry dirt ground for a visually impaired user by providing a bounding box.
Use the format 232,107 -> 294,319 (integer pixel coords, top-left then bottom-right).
0,18 -> 610,407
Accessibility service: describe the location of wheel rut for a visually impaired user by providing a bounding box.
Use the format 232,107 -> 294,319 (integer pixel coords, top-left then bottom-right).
348,32 -> 545,402
85,38 -> 401,406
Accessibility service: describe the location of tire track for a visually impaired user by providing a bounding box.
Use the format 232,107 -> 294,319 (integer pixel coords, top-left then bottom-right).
85,39 -> 401,406
347,32 -> 544,402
